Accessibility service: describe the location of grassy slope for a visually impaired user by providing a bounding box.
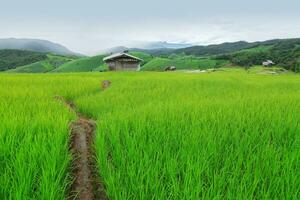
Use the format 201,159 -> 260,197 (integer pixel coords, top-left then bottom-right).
173,41 -> 254,56
130,51 -> 153,66
7,54 -> 74,73
222,40 -> 300,72
141,56 -> 225,71
218,66 -> 289,74
172,38 -> 300,56
0,49 -> 47,71
8,62 -> 54,73
53,55 -> 107,72
73,71 -> 300,199
238,45 -> 274,53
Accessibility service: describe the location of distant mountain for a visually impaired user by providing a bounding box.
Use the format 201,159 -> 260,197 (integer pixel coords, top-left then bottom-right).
129,48 -> 175,56
173,39 -> 300,56
98,46 -> 129,54
133,41 -> 193,49
2,38 -> 299,73
174,41 -> 254,56
98,41 -> 193,55
134,38 -> 300,72
0,38 -> 81,56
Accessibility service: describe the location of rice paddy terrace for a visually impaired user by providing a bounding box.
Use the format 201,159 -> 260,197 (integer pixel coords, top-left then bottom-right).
0,71 -> 299,199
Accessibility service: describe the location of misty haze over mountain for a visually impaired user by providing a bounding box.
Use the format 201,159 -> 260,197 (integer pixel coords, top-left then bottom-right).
0,38 -> 79,56
0,0 -> 299,54
0,38 -> 194,56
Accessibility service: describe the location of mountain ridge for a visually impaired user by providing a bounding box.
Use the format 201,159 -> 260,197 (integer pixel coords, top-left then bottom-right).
1,37 -> 299,73
0,38 -> 82,56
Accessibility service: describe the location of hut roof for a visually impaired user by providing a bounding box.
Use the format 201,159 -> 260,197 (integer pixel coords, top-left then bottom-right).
103,53 -> 143,62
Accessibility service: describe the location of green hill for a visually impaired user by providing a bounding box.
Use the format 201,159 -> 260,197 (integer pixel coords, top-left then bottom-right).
8,62 -> 53,73
129,51 -> 153,66
174,41 -> 254,56
141,55 -> 227,71
0,49 -> 47,71
238,45 -> 274,53
53,55 -> 107,72
172,38 -> 300,56
2,38 -> 299,73
8,54 -> 74,73
217,39 -> 300,72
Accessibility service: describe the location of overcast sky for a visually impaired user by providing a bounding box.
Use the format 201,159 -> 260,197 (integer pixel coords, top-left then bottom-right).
0,0 -> 300,54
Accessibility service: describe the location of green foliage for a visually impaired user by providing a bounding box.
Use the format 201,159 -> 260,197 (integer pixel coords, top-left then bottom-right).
141,56 -> 221,71
0,73 -> 106,199
171,39 -> 298,57
92,64 -> 109,72
141,57 -> 170,71
231,51 -> 269,66
53,55 -> 107,72
0,72 -> 300,199
46,54 -> 75,68
174,41 -> 255,56
268,41 -> 300,71
0,49 -> 47,71
7,54 -> 75,73
2,38 -> 300,73
73,72 -> 300,199
7,62 -> 54,73
239,45 -> 274,53
129,51 -> 153,65
225,40 -> 300,71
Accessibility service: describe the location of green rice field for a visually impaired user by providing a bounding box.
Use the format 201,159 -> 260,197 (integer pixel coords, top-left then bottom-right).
0,71 -> 299,199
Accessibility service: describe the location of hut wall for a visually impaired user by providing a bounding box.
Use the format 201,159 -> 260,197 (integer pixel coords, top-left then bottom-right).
114,60 -> 140,71
107,61 -> 116,71
116,61 -> 139,71
105,57 -> 141,71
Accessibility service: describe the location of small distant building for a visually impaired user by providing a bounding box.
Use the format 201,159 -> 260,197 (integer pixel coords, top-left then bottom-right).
103,52 -> 143,71
164,66 -> 176,71
262,60 -> 275,67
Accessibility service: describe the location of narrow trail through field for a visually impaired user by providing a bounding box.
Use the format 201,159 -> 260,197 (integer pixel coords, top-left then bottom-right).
55,95 -> 108,200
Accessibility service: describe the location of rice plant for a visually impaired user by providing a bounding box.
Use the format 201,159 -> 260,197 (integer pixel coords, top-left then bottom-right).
1,71 -> 299,199
75,72 -> 300,199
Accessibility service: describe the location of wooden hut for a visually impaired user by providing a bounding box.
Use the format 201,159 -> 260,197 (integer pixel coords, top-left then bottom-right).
103,52 -> 142,71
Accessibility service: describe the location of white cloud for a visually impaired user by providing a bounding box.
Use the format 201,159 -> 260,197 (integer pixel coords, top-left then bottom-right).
0,1 -> 300,55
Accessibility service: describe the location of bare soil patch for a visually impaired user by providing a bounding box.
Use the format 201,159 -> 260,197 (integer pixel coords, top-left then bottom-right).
55,96 -> 108,200
101,80 -> 111,90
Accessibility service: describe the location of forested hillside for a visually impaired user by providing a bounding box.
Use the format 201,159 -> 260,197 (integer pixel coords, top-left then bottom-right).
1,38 -> 300,73
217,38 -> 300,72
139,38 -> 300,72
52,55 -> 107,72
0,49 -> 47,71
8,54 -> 75,73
